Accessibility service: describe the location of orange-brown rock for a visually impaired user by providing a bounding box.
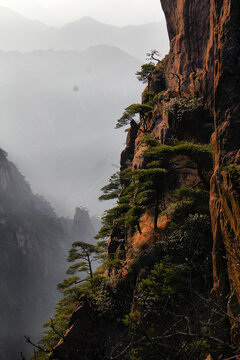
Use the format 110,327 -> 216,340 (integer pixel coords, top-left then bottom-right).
160,0 -> 240,343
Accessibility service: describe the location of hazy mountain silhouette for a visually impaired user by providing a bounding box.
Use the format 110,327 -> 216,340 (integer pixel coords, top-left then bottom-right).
0,8 -> 169,59
0,6 -> 47,31
0,147 -> 98,359
0,7 -> 169,216
0,44 -> 142,216
53,17 -> 169,59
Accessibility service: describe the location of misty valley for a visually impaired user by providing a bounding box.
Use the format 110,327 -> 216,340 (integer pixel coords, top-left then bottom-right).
0,5 -> 169,360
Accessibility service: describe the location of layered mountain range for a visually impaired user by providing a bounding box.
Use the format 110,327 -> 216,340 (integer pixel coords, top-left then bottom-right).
0,44 -> 143,216
0,7 -> 170,217
0,6 -> 169,59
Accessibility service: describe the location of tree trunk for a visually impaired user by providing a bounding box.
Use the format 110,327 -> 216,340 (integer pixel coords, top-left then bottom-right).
87,254 -> 93,278
154,185 -> 159,231
137,222 -> 142,234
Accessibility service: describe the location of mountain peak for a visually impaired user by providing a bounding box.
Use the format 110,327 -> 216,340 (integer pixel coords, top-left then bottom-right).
61,16 -> 110,30
0,5 -> 47,30
79,16 -> 98,23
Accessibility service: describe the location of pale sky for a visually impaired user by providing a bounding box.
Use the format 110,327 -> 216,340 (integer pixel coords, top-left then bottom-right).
0,0 -> 165,27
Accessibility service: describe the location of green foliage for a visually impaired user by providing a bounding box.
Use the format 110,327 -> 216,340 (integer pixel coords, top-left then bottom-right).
96,167 -> 135,240
97,163 -> 168,239
163,213 -> 212,269
125,205 -> 144,231
57,276 -> 79,292
98,171 -> 121,201
103,203 -> 131,223
142,91 -> 154,104
161,188 -> 210,224
133,167 -> 167,181
146,160 -> 163,169
125,348 -> 142,360
135,62 -> 155,83
96,140 -> 212,249
119,208 -> 213,359
37,239 -> 107,356
140,134 -> 159,147
153,90 -> 165,103
96,203 -> 130,240
106,249 -> 125,271
173,187 -> 209,204
37,131 -> 214,359
152,66 -> 163,75
223,163 -> 240,186
120,167 -> 133,185
115,103 -> 153,130
57,240 -> 107,298
37,292 -> 80,357
144,141 -> 212,173
132,168 -> 167,230
94,224 -> 112,239
165,97 -> 203,122
138,257 -> 186,301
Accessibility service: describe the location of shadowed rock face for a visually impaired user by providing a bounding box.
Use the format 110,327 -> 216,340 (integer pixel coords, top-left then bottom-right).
161,0 -> 240,342
0,149 -> 98,359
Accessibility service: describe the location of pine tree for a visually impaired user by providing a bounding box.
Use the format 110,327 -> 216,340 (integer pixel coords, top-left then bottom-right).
58,240 -> 107,293
135,62 -> 156,83
133,168 -> 167,230
98,171 -> 121,201
115,103 -> 153,132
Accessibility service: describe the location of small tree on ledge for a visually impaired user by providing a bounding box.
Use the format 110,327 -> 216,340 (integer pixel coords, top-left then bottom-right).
135,62 -> 156,84
115,103 -> 153,132
146,49 -> 161,62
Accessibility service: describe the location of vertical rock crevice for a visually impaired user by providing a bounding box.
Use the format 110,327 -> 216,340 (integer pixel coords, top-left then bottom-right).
161,0 -> 240,340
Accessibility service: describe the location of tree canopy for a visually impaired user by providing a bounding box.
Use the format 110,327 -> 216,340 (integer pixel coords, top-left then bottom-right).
115,103 -> 153,131
135,62 -> 156,84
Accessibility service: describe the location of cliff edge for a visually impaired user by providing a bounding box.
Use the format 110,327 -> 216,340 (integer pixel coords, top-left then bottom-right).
44,1 -> 240,359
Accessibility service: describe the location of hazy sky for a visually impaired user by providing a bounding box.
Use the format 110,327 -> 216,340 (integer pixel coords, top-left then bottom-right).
0,0 -> 165,27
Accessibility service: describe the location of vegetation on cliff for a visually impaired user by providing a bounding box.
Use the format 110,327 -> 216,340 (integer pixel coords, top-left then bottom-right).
35,136 -> 215,359
33,37 -> 239,359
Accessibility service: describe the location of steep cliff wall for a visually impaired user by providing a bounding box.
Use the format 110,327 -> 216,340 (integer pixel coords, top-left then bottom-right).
160,0 -> 240,344
46,1 -> 240,359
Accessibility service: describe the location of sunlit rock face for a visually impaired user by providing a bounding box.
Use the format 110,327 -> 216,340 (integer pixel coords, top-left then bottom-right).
160,0 -> 240,343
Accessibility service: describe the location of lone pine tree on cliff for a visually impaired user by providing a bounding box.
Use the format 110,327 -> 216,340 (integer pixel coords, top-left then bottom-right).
115,103 -> 153,132
58,240 -> 106,293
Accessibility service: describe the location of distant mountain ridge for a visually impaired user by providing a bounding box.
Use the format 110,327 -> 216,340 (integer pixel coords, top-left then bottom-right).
0,5 -> 47,31
0,43 -> 142,216
0,7 -> 169,59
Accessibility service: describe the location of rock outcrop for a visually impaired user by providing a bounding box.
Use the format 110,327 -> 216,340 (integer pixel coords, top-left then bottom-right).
72,206 -> 95,243
48,1 -> 240,359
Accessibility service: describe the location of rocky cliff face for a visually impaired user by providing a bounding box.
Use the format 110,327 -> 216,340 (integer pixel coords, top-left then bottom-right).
47,1 -> 240,359
72,207 -> 95,243
161,0 -> 240,344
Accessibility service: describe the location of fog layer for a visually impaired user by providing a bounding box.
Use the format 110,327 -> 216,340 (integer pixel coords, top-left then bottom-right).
0,9 -> 169,217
